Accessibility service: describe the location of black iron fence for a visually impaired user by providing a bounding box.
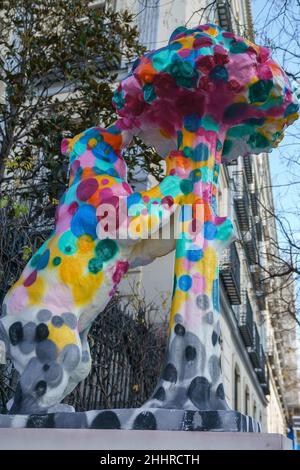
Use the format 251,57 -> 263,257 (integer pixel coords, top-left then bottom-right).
0,204 -> 52,306
0,298 -> 167,413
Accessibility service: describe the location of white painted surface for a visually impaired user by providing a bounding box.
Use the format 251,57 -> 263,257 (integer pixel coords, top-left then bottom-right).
0,429 -> 293,450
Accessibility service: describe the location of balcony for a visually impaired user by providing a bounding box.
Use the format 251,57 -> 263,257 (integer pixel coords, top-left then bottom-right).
220,243 -> 241,305
248,322 -> 261,368
250,190 -> 258,216
267,334 -> 275,363
233,171 -> 250,231
239,293 -> 254,347
261,366 -> 270,396
243,228 -> 258,265
256,291 -> 266,310
244,154 -> 253,184
255,347 -> 270,396
250,264 -> 260,289
255,219 -> 263,242
217,1 -> 233,32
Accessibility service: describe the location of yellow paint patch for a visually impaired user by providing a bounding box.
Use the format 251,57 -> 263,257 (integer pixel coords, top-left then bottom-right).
77,235 -> 95,253
59,255 -> 104,306
205,26 -> 218,37
202,246 -> 217,293
88,138 -> 97,148
176,36 -> 195,49
48,323 -> 77,351
27,275 -> 46,305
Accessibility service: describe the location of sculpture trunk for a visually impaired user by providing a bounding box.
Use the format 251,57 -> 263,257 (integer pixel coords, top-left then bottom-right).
146,130 -> 235,411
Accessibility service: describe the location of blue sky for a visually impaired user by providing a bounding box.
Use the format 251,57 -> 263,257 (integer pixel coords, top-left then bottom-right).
252,0 -> 300,241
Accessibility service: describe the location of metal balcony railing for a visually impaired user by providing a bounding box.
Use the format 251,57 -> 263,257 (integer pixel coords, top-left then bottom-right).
243,228 -> 258,265
255,347 -> 270,396
255,219 -> 263,242
250,190 -> 258,216
244,154 -> 253,184
248,322 -> 261,368
261,366 -> 270,396
220,243 -> 241,305
233,171 -> 250,231
256,291 -> 266,310
255,346 -> 265,381
239,293 -> 254,347
267,335 -> 275,363
249,264 -> 260,289
217,1 -> 233,32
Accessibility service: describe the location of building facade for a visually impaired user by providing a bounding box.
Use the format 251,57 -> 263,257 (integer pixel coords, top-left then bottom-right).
115,0 -> 300,434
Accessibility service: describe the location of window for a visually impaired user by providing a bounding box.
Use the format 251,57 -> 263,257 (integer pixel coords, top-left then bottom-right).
234,365 -> 241,411
216,1 -> 233,32
253,402 -> 257,421
244,386 -> 250,415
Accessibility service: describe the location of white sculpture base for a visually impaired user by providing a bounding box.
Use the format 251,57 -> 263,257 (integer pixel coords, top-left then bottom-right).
0,429 -> 292,450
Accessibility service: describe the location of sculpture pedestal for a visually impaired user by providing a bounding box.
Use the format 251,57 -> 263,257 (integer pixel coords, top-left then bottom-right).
0,428 -> 292,450
0,408 -> 259,432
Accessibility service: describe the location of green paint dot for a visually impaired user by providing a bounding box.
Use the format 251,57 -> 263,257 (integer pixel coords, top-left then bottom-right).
58,230 -> 77,255
230,41 -> 248,54
284,102 -> 299,117
249,80 -> 273,103
177,130 -> 183,149
180,179 -> 194,195
143,84 -> 156,103
222,139 -> 233,156
160,175 -> 182,197
228,124 -> 253,138
52,257 -> 61,266
216,220 -> 234,242
88,257 -> 103,274
175,238 -> 186,258
247,132 -> 269,149
202,115 -> 219,132
30,254 -> 41,267
183,146 -> 194,158
190,169 -> 202,182
95,239 -> 118,262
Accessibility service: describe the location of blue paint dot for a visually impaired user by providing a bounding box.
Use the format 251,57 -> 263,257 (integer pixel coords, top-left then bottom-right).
193,143 -> 209,161
92,142 -> 117,163
178,275 -> 192,291
127,192 -> 142,208
190,169 -> 202,182
71,204 -> 97,239
107,125 -> 121,135
204,221 -> 217,240
37,249 -> 50,270
210,65 -> 228,81
107,167 -> 119,177
184,113 -> 202,132
187,248 -> 203,262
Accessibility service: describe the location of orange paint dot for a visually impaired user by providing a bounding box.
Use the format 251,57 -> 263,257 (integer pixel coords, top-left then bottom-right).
88,138 -> 97,148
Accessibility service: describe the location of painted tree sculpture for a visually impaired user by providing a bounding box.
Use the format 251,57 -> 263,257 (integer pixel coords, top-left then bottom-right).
0,24 -> 298,431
